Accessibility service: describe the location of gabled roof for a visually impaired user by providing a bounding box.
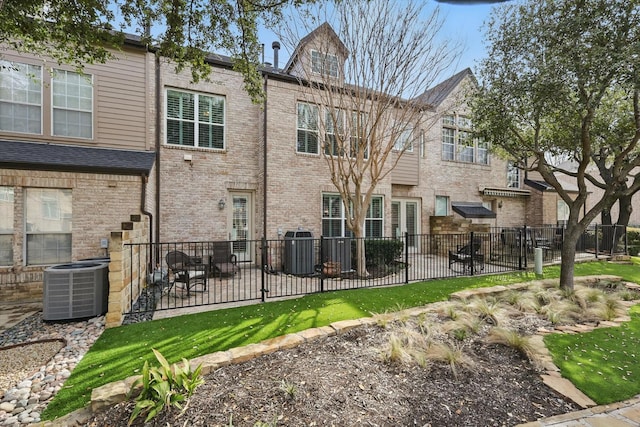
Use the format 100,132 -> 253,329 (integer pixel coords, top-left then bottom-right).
414,68 -> 475,108
0,140 -> 156,175
284,22 -> 348,73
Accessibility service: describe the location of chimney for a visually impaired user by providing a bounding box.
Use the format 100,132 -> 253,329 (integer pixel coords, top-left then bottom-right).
272,41 -> 281,69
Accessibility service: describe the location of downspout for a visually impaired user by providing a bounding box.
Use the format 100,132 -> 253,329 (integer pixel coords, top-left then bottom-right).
140,174 -> 154,270
154,54 -> 161,247
260,72 -> 268,303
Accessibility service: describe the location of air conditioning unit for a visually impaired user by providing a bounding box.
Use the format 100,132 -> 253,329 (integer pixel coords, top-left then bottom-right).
43,262 -> 109,321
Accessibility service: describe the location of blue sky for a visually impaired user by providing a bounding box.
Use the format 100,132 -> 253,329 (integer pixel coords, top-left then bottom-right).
258,1 -> 503,81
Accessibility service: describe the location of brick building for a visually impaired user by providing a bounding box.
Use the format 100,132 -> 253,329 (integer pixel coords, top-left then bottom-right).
3,23 -> 620,302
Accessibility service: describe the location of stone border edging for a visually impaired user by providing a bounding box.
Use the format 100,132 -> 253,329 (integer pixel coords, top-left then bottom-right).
40,274 -> 640,427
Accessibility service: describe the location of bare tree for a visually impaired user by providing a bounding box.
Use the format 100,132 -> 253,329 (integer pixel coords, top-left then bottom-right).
278,0 -> 460,276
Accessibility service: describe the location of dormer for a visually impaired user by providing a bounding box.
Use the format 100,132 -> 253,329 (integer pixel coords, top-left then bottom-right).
284,22 -> 348,83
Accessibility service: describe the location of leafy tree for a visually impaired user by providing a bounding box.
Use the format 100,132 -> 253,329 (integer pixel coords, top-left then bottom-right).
0,0 -> 312,101
278,0 -> 460,276
473,0 -> 640,290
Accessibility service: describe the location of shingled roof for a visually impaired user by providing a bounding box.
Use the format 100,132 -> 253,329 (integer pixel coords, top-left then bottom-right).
414,68 -> 475,108
0,140 -> 156,175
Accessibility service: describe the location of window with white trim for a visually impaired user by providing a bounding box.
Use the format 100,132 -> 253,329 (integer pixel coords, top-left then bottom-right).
297,102 -> 319,154
52,69 -> 93,138
166,89 -> 225,149
0,187 -> 14,265
557,199 -> 569,223
324,109 -> 368,158
393,123 -> 414,152
0,61 -> 42,134
322,194 -> 383,238
507,161 -> 521,188
441,113 -> 489,164
311,50 -> 338,78
25,188 -> 72,265
435,195 -> 449,216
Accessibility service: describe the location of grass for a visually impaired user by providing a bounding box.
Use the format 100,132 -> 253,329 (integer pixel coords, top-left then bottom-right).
545,304 -> 640,405
41,260 -> 640,420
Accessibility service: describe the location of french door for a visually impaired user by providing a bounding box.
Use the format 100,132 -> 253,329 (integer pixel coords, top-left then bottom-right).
391,200 -> 420,251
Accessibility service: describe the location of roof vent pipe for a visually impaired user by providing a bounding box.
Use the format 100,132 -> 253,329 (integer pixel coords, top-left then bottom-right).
272,41 -> 280,69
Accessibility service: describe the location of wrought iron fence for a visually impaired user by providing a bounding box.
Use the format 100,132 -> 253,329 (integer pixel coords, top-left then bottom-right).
123,225 -> 628,321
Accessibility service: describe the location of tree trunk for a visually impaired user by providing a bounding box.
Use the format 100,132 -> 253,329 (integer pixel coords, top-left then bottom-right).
352,224 -> 368,278
559,229 -> 581,291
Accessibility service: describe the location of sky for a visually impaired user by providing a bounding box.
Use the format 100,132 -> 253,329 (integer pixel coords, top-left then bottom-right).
258,0 -> 509,83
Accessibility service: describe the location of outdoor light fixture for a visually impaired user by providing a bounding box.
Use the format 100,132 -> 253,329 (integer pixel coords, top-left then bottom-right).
218,198 -> 226,209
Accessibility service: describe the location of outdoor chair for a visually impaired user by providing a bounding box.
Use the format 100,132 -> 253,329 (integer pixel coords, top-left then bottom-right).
208,241 -> 241,279
448,239 -> 484,274
165,250 -> 208,297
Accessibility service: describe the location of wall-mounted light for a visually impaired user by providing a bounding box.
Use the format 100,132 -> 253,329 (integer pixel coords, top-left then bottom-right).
218,198 -> 226,209
498,201 -> 503,209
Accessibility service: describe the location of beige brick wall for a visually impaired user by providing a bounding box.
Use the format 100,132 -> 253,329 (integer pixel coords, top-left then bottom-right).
158,63 -> 261,242
0,169 -> 147,302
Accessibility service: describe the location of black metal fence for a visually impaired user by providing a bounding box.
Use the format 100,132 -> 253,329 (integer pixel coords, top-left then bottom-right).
123,224 -> 628,320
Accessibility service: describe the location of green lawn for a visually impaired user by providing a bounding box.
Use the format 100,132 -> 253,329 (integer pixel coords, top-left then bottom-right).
42,260 -> 640,420
545,302 -> 640,405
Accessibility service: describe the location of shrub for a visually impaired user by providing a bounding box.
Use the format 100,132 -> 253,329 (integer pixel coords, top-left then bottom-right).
628,228 -> 640,256
128,349 -> 204,425
351,239 -> 403,268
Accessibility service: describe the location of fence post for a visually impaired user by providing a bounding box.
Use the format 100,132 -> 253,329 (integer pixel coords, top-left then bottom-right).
319,236 -> 325,292
595,224 -> 599,259
469,231 -> 475,276
260,236 -> 267,303
522,225 -> 528,270
624,225 -> 628,255
404,232 -> 409,284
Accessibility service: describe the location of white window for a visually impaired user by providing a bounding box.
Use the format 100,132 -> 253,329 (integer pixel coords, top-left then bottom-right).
557,199 -> 570,223
0,61 -> 42,134
0,187 -> 14,265
297,102 -> 319,154
52,70 -> 93,139
166,89 -> 225,149
477,139 -> 489,165
322,194 -> 383,238
435,195 -> 449,216
325,108 -> 344,156
507,161 -> 521,188
394,124 -> 414,152
441,127 -> 455,160
25,188 -> 72,265
457,130 -> 474,162
325,109 -> 368,158
311,50 -> 338,78
441,113 -> 489,164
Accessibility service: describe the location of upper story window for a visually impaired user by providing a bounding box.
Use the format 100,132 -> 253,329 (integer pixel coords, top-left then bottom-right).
311,50 -> 339,78
166,89 -> 225,149
441,113 -> 489,165
297,102 -> 319,154
52,70 -> 93,139
0,61 -> 42,134
393,124 -> 414,153
507,161 -> 521,188
324,108 -> 368,158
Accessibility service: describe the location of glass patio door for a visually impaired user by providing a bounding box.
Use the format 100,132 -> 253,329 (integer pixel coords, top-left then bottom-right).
392,199 -> 419,251
229,193 -> 252,262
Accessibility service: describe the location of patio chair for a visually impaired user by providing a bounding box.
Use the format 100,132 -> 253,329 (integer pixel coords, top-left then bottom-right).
448,239 -> 484,273
208,241 -> 241,279
165,250 -> 208,296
